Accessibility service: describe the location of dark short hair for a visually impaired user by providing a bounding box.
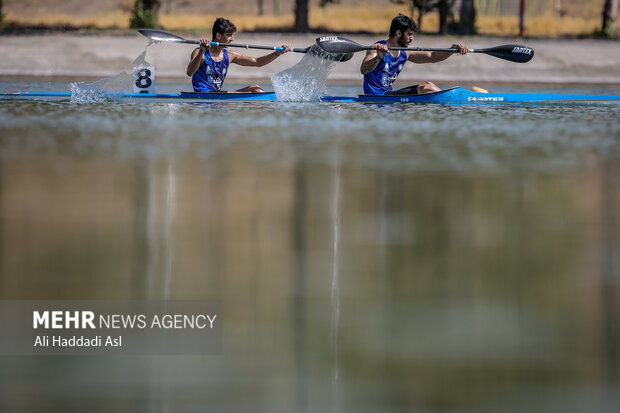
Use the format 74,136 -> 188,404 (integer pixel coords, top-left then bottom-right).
389,14 -> 419,37
212,17 -> 237,39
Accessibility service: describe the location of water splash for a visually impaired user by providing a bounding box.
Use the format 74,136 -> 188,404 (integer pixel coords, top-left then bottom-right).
69,48 -> 151,103
271,45 -> 339,101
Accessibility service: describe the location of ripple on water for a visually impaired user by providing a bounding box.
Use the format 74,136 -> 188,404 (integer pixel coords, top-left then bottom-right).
1,96 -> 619,173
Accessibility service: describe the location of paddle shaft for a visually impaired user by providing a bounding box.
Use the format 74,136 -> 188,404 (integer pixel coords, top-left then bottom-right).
155,37 -> 308,53
353,45 -> 487,53
140,30 -> 310,53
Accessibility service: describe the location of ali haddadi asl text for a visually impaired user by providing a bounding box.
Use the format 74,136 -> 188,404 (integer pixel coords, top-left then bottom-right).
34,335 -> 121,348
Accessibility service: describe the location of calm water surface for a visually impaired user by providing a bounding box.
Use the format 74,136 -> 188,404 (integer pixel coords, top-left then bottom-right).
1,81 -> 619,412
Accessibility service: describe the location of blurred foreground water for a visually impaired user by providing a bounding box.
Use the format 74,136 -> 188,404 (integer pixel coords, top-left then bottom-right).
1,82 -> 619,412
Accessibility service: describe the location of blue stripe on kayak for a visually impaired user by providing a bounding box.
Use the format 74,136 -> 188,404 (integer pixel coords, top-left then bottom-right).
319,95 -> 358,102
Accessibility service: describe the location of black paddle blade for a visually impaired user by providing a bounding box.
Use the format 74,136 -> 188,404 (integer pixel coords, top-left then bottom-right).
315,36 -> 365,54
338,52 -> 354,62
477,44 -> 534,63
307,43 -> 354,62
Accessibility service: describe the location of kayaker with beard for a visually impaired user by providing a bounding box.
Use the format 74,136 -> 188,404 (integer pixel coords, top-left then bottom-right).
360,14 -> 468,95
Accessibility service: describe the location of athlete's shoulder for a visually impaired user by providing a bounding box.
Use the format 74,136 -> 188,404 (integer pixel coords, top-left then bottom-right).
225,49 -> 239,58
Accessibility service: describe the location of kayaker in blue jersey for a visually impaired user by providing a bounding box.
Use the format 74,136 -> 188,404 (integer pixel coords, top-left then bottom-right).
361,14 -> 468,95
187,18 -> 291,93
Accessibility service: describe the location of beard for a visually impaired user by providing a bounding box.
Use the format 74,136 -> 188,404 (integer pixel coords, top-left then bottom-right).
398,34 -> 410,47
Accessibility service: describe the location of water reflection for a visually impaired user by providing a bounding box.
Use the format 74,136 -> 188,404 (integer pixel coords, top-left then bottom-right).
331,158 -> 342,412
0,93 -> 619,412
132,160 -> 176,300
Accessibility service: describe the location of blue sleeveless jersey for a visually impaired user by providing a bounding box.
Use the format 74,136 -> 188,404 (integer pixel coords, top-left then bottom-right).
192,49 -> 230,92
363,41 -> 408,95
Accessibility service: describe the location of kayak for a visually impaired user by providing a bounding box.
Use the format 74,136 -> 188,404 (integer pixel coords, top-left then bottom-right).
1,87 -> 619,103
0,90 -> 356,103
0,91 -> 279,102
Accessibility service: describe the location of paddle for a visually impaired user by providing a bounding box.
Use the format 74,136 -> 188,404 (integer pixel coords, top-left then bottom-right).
138,29 -> 353,61
315,36 -> 534,63
139,29 -> 309,52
